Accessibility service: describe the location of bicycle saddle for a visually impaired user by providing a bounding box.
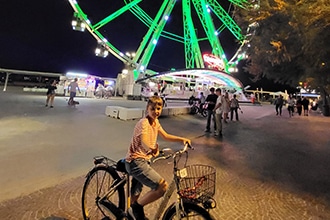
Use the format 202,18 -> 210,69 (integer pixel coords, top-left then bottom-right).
116,159 -> 127,173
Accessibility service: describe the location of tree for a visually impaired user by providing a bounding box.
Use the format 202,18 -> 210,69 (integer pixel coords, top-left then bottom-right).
234,0 -> 330,115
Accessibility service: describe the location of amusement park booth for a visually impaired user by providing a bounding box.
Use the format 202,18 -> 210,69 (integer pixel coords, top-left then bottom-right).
57,72 -> 100,97
135,69 -> 248,102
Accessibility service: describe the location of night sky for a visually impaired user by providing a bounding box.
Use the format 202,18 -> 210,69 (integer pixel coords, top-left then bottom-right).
0,1 -> 239,76
1,0 -> 122,77
1,1 -> 291,91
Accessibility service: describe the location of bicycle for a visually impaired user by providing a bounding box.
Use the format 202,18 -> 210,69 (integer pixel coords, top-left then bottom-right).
81,143 -> 216,220
190,101 -> 208,117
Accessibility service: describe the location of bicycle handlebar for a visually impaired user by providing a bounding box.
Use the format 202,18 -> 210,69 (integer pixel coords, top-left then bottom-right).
153,142 -> 193,163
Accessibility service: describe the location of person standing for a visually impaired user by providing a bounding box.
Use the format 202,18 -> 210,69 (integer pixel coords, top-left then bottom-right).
296,97 -> 303,116
213,88 -> 223,136
222,92 -> 230,123
287,95 -> 295,117
95,83 -> 105,98
275,95 -> 284,116
302,97 -> 310,116
230,94 -> 240,121
199,92 -> 206,110
45,80 -> 57,108
125,96 -> 191,219
205,87 -> 218,133
67,78 -> 80,105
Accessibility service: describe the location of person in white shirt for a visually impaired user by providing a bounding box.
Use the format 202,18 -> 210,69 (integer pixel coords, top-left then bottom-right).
213,88 -> 223,136
67,78 -> 80,104
199,92 -> 206,110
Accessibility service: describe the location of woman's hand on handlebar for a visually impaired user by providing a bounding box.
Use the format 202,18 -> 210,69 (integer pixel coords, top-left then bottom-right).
182,138 -> 191,147
151,143 -> 160,157
147,143 -> 160,157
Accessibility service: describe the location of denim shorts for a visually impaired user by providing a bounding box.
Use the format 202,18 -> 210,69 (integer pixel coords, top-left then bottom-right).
125,158 -> 163,196
70,92 -> 76,98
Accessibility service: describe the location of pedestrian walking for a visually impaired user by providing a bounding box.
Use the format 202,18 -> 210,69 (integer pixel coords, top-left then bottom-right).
45,80 -> 57,108
274,95 -> 284,116
230,94 -> 240,121
205,87 -> 218,133
67,78 -> 80,105
302,97 -> 310,116
213,88 -> 223,136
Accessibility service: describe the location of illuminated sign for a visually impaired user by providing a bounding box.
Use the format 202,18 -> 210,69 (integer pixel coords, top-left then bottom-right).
203,54 -> 225,71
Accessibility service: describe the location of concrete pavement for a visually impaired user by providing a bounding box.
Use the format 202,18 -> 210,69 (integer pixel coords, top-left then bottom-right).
0,88 -> 330,219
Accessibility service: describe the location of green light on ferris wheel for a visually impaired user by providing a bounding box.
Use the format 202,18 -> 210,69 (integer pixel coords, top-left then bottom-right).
68,0 -> 255,77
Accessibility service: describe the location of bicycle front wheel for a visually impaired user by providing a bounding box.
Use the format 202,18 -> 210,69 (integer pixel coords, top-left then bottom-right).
162,202 -> 214,220
190,106 -> 198,114
201,109 -> 207,117
82,165 -> 125,220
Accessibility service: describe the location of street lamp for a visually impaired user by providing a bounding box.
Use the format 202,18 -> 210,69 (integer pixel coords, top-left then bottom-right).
125,52 -> 136,59
95,44 -> 109,58
71,12 -> 86,32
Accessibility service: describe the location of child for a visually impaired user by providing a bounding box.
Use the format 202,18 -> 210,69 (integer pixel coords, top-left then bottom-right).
125,96 -> 191,220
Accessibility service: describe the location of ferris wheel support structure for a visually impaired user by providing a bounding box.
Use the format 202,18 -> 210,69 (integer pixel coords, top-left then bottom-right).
68,0 -> 259,79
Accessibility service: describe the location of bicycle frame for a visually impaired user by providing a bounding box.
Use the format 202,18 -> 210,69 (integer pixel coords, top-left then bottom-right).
152,178 -> 177,220
152,148 -> 189,220
98,169 -> 182,220
92,143 -> 212,220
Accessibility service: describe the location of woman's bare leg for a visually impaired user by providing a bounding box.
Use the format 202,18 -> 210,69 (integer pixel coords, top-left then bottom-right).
138,179 -> 167,206
46,95 -> 50,106
50,95 -> 55,106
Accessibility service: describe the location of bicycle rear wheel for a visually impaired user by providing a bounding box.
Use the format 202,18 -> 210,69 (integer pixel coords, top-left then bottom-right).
82,165 -> 125,220
162,202 -> 214,220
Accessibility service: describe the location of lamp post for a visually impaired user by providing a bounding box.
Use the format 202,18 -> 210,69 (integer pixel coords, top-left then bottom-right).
71,12 -> 86,32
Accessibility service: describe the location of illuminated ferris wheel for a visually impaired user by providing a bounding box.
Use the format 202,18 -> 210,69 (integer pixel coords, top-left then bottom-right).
68,0 -> 259,80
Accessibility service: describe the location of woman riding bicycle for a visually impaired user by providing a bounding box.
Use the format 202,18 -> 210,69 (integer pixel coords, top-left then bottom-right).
125,95 -> 191,220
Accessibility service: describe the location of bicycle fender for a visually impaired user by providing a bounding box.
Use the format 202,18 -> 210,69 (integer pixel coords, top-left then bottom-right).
85,165 -> 118,179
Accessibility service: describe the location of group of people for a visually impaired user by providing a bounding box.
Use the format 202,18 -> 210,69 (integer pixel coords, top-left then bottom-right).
45,78 -> 80,108
95,83 -> 114,98
202,87 -> 241,136
274,95 -> 311,117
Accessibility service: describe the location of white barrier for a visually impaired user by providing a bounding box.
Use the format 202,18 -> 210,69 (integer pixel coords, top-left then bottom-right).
118,108 -> 144,121
168,106 -> 190,115
106,106 -> 190,120
105,106 -> 124,118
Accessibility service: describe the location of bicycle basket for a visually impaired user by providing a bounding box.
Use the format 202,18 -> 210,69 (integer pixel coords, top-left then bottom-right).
177,164 -> 216,202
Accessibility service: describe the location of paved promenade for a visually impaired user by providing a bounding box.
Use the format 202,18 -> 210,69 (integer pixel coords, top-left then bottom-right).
0,88 -> 330,219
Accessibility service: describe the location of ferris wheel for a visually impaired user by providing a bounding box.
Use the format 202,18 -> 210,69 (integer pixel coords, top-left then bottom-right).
68,0 -> 259,80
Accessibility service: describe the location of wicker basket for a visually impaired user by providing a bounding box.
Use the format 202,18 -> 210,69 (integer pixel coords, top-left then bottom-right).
177,164 -> 216,202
